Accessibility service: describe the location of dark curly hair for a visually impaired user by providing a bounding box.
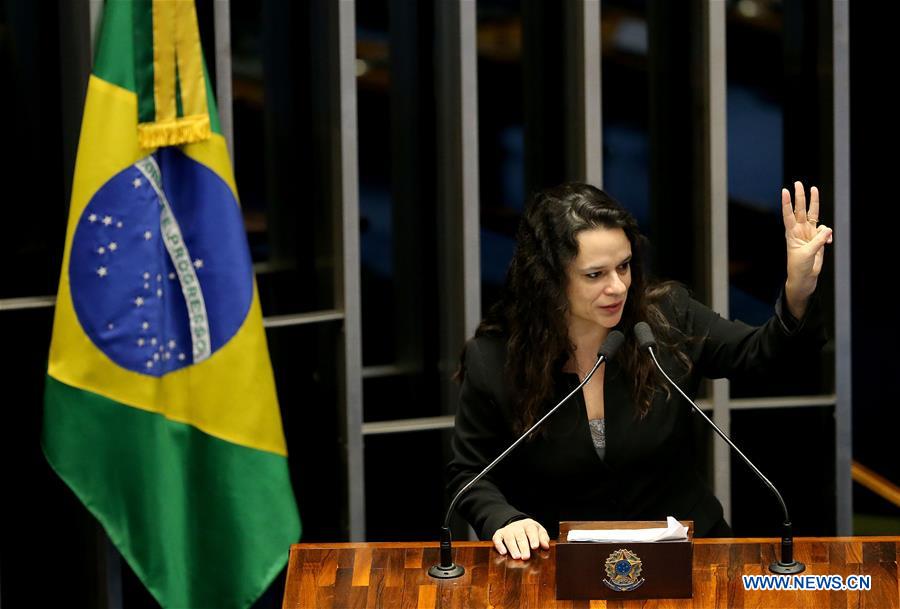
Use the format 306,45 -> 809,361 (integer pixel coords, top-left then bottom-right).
463,183 -> 692,435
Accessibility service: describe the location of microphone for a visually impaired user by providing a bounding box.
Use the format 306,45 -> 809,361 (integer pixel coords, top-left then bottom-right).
633,321 -> 805,575
429,330 -> 626,579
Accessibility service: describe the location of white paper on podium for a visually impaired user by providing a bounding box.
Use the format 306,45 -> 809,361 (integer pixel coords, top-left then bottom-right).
566,516 -> 689,543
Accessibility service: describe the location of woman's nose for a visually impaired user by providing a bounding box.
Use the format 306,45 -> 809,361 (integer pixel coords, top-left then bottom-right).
606,274 -> 627,295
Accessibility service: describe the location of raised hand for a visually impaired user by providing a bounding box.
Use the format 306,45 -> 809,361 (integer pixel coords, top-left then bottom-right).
781,181 -> 833,319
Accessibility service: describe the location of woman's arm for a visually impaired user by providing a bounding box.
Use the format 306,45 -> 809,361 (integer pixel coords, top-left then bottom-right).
662,183 -> 831,380
446,338 -> 551,559
446,338 -> 531,539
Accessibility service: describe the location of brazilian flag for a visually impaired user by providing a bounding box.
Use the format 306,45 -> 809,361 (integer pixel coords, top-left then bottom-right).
42,1 -> 301,608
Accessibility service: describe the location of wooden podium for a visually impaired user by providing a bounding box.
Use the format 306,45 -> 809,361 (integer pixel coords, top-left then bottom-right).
282,535 -> 899,608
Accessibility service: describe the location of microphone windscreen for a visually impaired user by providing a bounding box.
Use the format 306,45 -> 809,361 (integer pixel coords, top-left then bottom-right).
634,322 -> 657,351
599,330 -> 626,360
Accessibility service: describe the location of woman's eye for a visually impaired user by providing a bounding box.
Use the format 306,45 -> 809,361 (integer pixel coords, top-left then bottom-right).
617,262 -> 630,271
586,272 -> 602,279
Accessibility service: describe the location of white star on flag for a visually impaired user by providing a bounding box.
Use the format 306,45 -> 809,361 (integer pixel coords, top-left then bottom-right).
88,214 -> 97,223
134,296 -> 145,307
142,321 -> 150,330
102,216 -> 113,226
97,246 -> 106,254
193,259 -> 204,269
132,178 -> 142,188
97,267 -> 108,278
137,338 -> 145,346
144,231 -> 152,240
168,340 -> 176,349
116,221 -> 123,228
109,242 -> 118,251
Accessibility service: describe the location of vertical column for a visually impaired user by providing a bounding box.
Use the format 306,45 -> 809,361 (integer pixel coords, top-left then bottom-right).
647,0 -> 702,286
565,0 -> 602,186
97,526 -> 123,609
89,0 -> 103,53
701,0 -> 732,522
436,0 -> 481,543
213,0 -> 234,159
522,1 -> 565,193
389,0 -> 427,373
831,0 -> 852,536
327,0 -> 366,541
436,0 -> 481,416
59,0 -> 93,212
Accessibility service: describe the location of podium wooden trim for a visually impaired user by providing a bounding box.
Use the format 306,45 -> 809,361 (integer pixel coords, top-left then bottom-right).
282,536 -> 900,608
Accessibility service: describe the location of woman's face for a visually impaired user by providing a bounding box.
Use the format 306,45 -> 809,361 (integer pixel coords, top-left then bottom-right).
564,226 -> 633,335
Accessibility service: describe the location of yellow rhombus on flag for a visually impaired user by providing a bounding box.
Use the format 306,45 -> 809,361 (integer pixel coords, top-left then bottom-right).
42,1 -> 301,608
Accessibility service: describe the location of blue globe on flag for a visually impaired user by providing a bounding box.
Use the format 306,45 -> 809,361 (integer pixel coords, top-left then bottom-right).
69,147 -> 253,377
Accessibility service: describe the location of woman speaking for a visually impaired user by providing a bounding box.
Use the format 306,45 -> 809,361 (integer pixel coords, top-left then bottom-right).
446,182 -> 832,560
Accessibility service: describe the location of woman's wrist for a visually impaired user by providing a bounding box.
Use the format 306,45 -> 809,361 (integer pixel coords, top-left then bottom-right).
784,278 -> 816,320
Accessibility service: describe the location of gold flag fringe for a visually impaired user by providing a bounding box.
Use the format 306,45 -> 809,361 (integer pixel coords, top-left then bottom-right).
137,114 -> 211,149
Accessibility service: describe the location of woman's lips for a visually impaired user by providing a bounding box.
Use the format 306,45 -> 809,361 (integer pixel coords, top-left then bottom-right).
600,301 -> 623,313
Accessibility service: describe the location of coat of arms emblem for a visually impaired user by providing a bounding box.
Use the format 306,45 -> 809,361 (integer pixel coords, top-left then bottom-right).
603,548 -> 645,591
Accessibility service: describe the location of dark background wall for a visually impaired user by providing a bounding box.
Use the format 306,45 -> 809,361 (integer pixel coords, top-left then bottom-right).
848,1 -> 900,528
0,0 -> 896,607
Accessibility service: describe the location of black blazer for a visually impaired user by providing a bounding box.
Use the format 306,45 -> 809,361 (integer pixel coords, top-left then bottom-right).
446,285 -> 827,540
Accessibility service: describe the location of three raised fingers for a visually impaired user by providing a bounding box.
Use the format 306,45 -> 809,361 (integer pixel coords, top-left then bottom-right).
782,182 -> 824,231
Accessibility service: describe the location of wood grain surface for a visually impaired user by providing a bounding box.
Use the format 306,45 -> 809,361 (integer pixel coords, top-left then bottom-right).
282,538 -> 900,609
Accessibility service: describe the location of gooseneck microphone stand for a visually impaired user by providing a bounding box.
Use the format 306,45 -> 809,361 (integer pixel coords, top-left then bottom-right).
633,322 -> 805,575
429,331 -> 626,579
